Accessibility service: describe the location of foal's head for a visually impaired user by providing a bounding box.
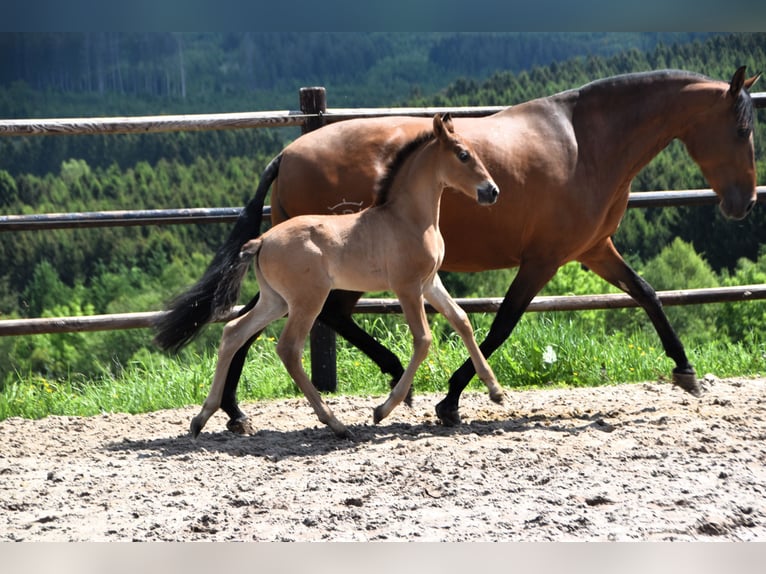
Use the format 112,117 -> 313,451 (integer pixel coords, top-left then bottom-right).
433,113 -> 500,205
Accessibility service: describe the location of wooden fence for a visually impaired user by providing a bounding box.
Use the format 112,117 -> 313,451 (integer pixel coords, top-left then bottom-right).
1,87 -> 766,389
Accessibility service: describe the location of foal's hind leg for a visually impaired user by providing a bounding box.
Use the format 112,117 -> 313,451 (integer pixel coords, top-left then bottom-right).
277,302 -> 352,439
579,239 -> 700,396
191,290 -> 287,438
424,274 -> 504,403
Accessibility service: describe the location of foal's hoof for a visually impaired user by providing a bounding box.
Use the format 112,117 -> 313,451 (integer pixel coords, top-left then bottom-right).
390,377 -> 414,408
227,417 -> 256,436
672,369 -> 702,397
435,401 -> 461,427
189,416 -> 205,439
489,389 -> 505,404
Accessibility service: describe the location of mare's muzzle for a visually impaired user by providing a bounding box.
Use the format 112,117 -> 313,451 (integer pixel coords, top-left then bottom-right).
477,181 -> 500,205
719,186 -> 757,221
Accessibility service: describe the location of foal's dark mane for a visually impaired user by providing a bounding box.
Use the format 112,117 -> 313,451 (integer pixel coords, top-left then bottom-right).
372,130 -> 436,207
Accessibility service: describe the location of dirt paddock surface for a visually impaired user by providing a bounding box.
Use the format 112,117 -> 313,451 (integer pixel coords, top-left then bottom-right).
1,376 -> 765,542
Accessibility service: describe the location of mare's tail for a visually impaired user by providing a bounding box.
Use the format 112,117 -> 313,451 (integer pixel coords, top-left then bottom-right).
153,153 -> 282,353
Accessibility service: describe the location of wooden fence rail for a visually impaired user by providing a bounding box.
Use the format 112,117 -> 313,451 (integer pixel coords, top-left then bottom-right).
2,284 -> 764,337
3,188 -> 766,232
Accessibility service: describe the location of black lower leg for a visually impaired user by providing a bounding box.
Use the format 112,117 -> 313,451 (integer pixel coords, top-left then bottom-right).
625,274 -> 699,395
219,295 -> 259,433
220,335 -> 259,434
319,290 -> 408,403
435,266 -> 557,426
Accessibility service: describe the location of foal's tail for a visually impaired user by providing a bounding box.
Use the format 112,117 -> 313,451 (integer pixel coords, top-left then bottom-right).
153,154 -> 282,353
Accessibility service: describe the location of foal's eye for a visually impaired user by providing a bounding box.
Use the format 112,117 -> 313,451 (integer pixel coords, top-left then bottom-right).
457,150 -> 470,163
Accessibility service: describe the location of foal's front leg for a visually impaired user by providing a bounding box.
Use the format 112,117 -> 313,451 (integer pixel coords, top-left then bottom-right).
373,291 -> 432,424
424,274 -> 504,403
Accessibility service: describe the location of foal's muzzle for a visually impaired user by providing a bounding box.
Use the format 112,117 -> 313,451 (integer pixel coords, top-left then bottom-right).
477,181 -> 500,205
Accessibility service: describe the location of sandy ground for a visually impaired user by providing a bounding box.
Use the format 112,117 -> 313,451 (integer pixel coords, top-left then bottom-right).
1,375 -> 764,542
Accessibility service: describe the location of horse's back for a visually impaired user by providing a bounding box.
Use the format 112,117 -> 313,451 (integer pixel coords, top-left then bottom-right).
271,99 -> 585,271
273,117 -> 432,223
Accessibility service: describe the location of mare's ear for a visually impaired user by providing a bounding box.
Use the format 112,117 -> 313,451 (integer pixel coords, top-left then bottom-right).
729,66 -> 748,98
730,66 -> 762,99
744,71 -> 762,90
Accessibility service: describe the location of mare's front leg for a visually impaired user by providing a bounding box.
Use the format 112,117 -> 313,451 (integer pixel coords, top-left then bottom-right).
423,274 -> 504,403
373,291 -> 431,424
191,293 -> 286,438
579,239 -> 700,396
436,261 -> 559,426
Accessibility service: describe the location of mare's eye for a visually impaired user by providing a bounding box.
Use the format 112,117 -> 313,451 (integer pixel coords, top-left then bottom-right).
457,150 -> 470,163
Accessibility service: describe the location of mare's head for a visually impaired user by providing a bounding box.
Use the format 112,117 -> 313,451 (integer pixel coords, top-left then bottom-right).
433,113 -> 499,205
681,66 -> 761,220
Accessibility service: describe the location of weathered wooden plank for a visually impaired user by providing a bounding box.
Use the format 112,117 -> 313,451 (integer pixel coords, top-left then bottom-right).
0,91 -> 761,137
2,285 -> 764,336
3,188 -> 764,232
0,110 -> 309,136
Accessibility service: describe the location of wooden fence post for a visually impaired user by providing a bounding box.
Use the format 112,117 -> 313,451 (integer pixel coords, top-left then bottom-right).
299,87 -> 337,393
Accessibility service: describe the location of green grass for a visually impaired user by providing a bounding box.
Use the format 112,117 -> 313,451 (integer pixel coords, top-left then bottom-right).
1,312 -> 764,421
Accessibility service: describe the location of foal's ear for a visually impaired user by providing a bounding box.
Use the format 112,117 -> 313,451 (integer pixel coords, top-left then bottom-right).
433,113 -> 454,141
441,112 -> 454,133
729,66 -> 761,98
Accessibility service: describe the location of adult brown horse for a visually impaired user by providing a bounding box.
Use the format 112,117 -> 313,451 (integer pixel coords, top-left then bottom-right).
154,68 -> 760,431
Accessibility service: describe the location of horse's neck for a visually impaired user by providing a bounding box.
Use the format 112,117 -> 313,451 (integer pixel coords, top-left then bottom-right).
382,147 -> 443,232
578,76 -> 721,180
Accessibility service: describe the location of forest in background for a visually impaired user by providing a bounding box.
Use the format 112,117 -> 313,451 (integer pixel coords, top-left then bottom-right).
0,32 -> 764,385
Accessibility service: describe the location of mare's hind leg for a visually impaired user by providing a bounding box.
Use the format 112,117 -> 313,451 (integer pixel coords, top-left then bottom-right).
373,291 -> 431,424
579,239 -> 699,396
423,274 -> 504,403
220,294 -> 260,435
277,302 -> 352,439
320,290 -> 410,404
436,261 -> 559,426
191,288 -> 287,438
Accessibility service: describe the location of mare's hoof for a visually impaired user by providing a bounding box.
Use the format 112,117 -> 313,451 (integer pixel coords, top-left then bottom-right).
435,401 -> 461,427
335,427 -> 355,441
490,390 -> 505,404
672,370 -> 702,397
227,417 -> 256,435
